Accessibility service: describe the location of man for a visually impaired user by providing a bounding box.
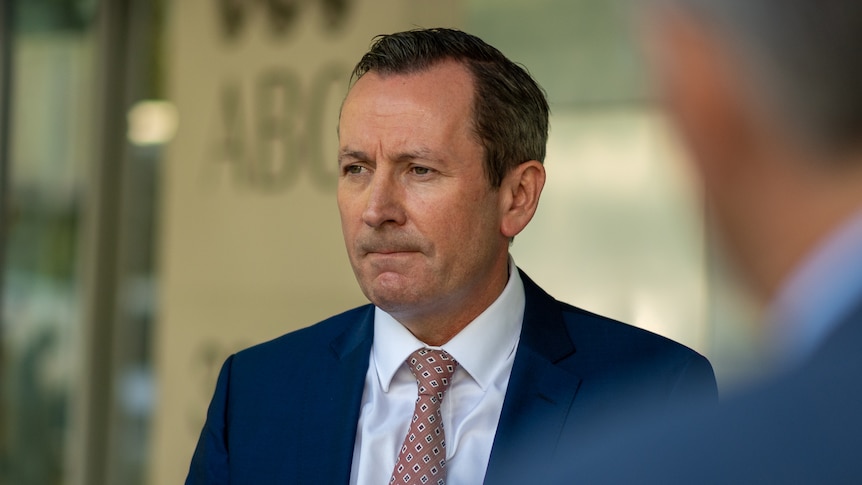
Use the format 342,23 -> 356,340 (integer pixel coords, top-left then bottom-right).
186,28 -> 716,485
552,1 -> 862,482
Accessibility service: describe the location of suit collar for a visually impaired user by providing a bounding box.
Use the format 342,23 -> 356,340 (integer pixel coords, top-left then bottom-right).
330,304 -> 375,360
517,269 -> 577,363
297,305 -> 374,483
320,271 -> 584,484
484,269 -> 583,484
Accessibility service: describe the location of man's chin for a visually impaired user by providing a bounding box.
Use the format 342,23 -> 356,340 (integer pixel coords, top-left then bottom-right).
363,282 -> 422,313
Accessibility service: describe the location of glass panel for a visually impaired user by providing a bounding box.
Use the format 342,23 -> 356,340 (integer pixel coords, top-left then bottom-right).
1,1 -> 97,484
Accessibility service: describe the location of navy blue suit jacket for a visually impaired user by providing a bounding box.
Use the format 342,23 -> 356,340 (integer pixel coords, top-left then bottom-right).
547,301 -> 862,484
186,270 -> 717,484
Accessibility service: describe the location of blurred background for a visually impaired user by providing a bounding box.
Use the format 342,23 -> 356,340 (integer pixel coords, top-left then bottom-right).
0,0 -> 765,484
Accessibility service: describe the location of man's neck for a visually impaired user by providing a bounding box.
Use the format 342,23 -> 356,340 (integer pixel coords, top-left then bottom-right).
392,260 -> 512,346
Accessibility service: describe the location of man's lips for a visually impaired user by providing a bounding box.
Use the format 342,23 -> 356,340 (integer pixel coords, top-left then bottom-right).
357,240 -> 423,256
364,249 -> 418,256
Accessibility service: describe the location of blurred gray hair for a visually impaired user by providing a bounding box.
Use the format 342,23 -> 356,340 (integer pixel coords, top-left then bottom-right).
660,0 -> 862,153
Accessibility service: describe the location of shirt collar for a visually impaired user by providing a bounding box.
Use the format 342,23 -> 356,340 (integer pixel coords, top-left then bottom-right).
372,257 -> 525,392
768,208 -> 862,364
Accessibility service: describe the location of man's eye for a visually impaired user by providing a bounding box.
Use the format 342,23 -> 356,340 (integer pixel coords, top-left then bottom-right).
345,165 -> 365,175
411,166 -> 431,175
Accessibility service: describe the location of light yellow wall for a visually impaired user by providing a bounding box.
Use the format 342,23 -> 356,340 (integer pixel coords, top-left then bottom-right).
150,2 -> 464,483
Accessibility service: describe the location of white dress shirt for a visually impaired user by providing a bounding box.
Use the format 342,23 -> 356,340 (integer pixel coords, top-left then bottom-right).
349,259 -> 525,485
769,208 -> 862,366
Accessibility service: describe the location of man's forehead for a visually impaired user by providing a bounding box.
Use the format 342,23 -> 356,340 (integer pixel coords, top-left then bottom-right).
341,68 -> 473,124
345,60 -> 475,106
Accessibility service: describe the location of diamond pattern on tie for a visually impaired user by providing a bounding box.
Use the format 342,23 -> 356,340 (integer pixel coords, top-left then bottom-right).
389,348 -> 457,485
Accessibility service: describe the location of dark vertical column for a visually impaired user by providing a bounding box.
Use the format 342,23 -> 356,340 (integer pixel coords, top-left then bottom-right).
0,0 -> 15,448
81,0 -> 131,484
0,0 -> 15,473
0,0 -> 13,309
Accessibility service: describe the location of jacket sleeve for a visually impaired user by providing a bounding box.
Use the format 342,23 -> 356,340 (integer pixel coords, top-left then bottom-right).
185,355 -> 234,485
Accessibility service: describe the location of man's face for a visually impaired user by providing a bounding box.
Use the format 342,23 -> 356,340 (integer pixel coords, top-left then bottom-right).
337,60 -> 510,328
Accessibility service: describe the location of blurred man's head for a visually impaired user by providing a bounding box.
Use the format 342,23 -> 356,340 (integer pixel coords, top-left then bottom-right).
337,29 -> 547,344
643,0 -> 862,301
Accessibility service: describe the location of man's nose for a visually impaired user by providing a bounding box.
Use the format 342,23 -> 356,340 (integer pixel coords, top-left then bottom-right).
361,171 -> 406,228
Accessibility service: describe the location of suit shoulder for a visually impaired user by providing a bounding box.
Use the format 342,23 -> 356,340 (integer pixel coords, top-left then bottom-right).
557,300 -> 708,364
232,304 -> 373,364
553,300 -> 718,410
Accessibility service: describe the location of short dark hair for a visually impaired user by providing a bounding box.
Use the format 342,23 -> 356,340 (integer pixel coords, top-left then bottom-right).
350,28 -> 550,187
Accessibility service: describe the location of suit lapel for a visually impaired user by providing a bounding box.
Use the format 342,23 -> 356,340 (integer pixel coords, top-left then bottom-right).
297,305 -> 375,483
484,270 -> 582,484
292,273 -> 583,482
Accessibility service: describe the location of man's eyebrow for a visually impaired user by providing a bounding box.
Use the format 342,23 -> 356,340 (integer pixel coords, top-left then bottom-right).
393,147 -> 442,164
338,149 -> 371,164
338,147 -> 443,164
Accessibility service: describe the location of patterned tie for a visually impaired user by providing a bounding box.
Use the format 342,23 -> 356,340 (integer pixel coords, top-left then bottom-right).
389,348 -> 458,485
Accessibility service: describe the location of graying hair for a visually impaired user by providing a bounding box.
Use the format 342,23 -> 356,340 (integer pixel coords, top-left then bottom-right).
662,0 -> 862,153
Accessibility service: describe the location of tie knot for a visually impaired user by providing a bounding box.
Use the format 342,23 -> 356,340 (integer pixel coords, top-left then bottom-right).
406,348 -> 457,399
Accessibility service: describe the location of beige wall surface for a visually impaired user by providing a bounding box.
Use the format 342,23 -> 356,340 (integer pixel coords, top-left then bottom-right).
150,1 -> 463,483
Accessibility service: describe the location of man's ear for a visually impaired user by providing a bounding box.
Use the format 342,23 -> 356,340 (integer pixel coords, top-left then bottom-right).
500,160 -> 546,239
645,7 -> 758,184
